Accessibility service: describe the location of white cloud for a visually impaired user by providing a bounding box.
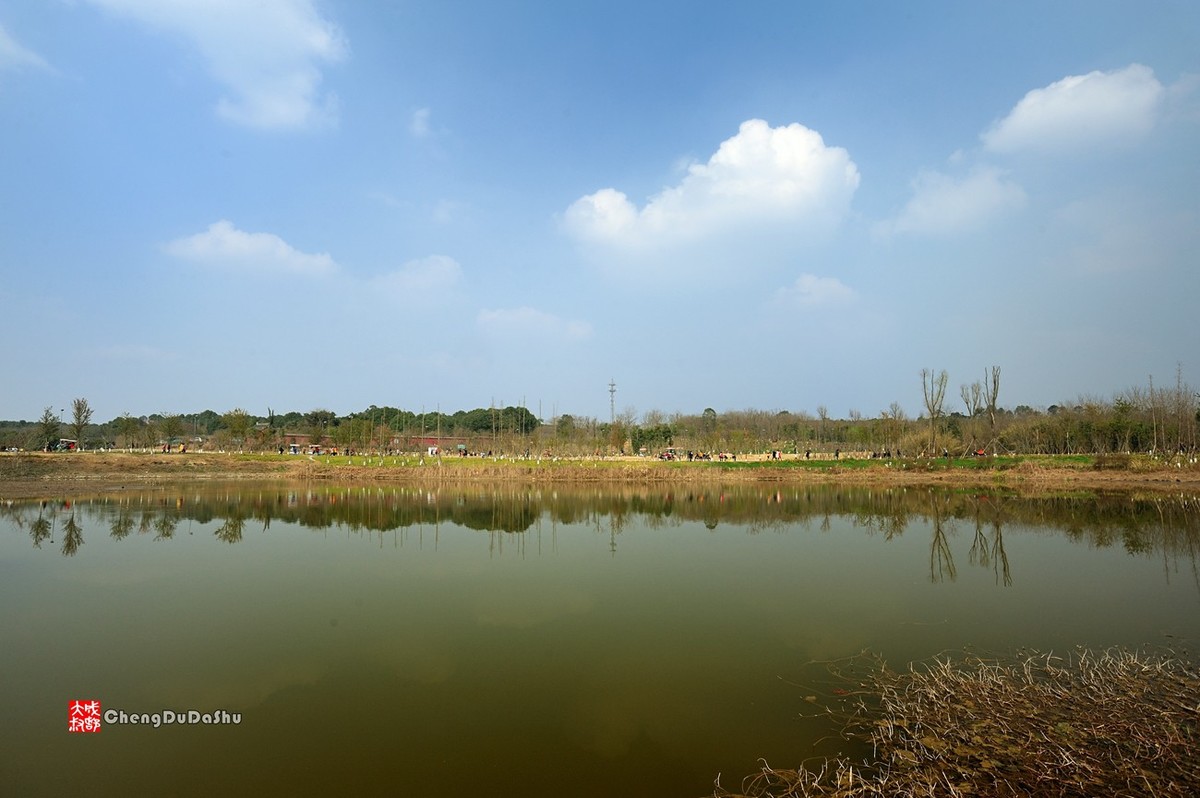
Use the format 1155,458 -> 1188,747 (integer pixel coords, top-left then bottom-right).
983,64 -> 1164,154
86,0 -> 346,130
477,307 -> 593,341
772,274 -> 855,308
410,107 -> 431,138
370,255 -> 462,298
0,22 -> 50,72
164,220 -> 337,275
564,119 -> 859,248
881,166 -> 1026,236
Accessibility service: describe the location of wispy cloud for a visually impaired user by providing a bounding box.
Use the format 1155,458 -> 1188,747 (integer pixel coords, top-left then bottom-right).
409,107 -> 432,138
477,307 -> 593,341
983,64 -> 1164,154
370,255 -> 462,299
772,274 -> 855,308
85,0 -> 347,130
880,166 -> 1026,236
164,220 -> 337,275
0,22 -> 50,73
564,119 -> 860,249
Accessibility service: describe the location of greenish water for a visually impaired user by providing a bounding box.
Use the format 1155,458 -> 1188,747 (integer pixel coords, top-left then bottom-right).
1,484 -> 1197,796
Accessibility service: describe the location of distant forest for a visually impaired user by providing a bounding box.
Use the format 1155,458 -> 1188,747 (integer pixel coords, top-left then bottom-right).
3,368 -> 1197,457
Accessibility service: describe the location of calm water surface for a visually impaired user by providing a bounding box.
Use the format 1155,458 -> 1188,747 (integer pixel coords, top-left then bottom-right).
2,484 -> 1197,796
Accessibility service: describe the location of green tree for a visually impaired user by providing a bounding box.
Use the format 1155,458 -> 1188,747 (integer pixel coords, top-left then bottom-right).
38,406 -> 60,450
556,414 -> 576,439
223,408 -> 253,450
306,409 -> 336,444
159,414 -> 185,447
70,398 -> 93,449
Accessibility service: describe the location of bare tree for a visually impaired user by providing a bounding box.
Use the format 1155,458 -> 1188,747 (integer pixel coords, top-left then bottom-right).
886,401 -> 907,453
921,368 -> 949,452
983,366 -> 1001,454
961,382 -> 982,417
960,382 -> 983,452
117,413 -> 140,451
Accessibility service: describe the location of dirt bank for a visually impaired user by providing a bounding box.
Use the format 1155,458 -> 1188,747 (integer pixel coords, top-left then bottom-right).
2,451 -> 1199,500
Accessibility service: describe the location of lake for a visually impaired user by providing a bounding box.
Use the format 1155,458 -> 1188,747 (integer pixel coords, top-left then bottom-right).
1,484 -> 1197,796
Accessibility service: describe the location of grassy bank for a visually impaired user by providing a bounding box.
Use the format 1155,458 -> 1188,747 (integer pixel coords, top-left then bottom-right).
2,450 -> 1200,500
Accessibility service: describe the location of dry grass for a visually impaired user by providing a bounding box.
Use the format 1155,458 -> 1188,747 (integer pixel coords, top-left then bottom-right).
715,647 -> 1200,798
2,451 -> 1199,500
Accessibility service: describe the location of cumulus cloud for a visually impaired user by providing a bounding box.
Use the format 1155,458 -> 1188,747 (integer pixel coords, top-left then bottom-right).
476,307 -> 593,341
86,0 -> 346,129
0,22 -> 50,73
772,274 -> 855,308
164,220 -> 337,275
982,64 -> 1164,154
881,166 -> 1026,236
564,119 -> 859,248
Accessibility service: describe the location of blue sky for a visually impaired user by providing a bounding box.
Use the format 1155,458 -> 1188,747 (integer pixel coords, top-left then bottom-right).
2,1 -> 1197,424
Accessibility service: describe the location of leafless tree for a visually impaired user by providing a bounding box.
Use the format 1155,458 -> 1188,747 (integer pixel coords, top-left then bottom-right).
921,368 -> 948,452
961,381 -> 983,451
961,382 -> 982,417
983,366 -> 1001,454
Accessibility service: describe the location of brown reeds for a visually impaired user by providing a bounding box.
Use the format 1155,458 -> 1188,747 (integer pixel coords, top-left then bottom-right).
716,646 -> 1199,797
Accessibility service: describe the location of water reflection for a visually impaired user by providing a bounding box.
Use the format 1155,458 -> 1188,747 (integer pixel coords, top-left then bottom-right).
928,491 -> 956,583
968,496 -> 1012,586
3,483 -> 1199,798
2,485 -> 1198,589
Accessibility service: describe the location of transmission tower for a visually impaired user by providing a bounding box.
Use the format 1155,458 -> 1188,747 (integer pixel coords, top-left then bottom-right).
608,379 -> 616,425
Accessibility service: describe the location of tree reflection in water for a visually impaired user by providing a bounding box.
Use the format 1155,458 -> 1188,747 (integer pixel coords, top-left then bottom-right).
927,491 -> 957,584
215,516 -> 245,544
0,486 -> 1196,594
60,513 -> 83,557
30,509 -> 52,549
968,495 -> 1013,587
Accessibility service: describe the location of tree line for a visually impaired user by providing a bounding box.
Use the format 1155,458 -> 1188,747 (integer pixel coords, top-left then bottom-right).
3,367 -> 1197,457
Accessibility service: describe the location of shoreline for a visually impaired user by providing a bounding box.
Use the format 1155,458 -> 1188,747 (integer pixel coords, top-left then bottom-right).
3,451 -> 1199,500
